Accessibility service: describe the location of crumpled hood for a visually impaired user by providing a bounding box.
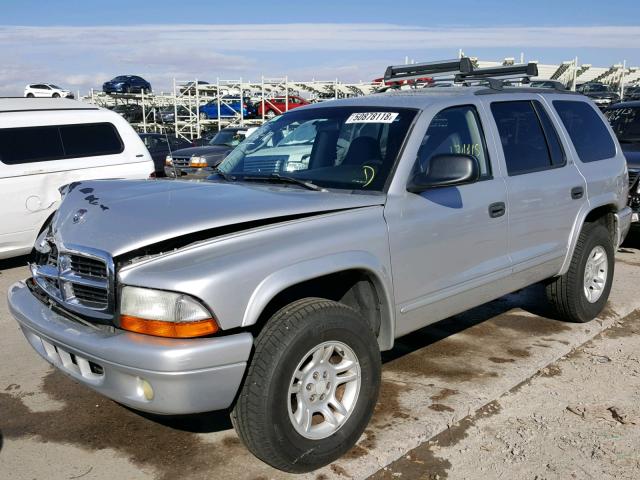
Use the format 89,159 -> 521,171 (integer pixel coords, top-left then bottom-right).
54,179 -> 385,258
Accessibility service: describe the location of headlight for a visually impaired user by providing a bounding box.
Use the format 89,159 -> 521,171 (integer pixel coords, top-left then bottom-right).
119,286 -> 219,338
165,155 -> 173,165
190,155 -> 208,168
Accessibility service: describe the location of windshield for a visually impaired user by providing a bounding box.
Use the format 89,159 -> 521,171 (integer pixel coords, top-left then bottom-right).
605,107 -> 640,143
209,130 -> 244,147
217,106 -> 417,191
48,84 -> 61,89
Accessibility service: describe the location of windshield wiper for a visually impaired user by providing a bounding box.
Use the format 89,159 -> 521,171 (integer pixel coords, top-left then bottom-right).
241,173 -> 324,191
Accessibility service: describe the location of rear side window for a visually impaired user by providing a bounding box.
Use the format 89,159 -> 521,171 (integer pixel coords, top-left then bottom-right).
491,100 -> 562,175
553,100 -> 616,162
0,127 -> 64,164
59,124 -> 123,157
0,123 -> 123,165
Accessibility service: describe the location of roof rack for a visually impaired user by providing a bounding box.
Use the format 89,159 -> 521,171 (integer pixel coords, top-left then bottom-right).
384,58 -> 473,82
454,63 -> 539,89
383,58 -> 542,91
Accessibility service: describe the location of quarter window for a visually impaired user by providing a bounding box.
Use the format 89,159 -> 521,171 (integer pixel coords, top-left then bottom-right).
491,100 -> 562,176
553,100 -> 616,162
0,123 -> 124,165
415,105 -> 491,179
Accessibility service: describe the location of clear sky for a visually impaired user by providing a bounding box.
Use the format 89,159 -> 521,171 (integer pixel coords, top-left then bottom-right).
2,0 -> 640,95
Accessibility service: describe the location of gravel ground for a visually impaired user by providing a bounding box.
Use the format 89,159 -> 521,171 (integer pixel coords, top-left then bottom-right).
372,308 -> 640,480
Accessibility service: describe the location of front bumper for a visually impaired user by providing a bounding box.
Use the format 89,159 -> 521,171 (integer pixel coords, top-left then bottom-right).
615,206 -> 634,246
8,281 -> 253,414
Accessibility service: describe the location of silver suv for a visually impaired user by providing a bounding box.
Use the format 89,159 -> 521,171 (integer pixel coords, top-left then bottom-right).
8,60 -> 633,473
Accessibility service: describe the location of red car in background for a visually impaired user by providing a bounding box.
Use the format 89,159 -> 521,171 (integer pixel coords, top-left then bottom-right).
257,95 -> 309,118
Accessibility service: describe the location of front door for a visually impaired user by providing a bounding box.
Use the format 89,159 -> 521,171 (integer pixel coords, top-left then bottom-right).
386,104 -> 510,337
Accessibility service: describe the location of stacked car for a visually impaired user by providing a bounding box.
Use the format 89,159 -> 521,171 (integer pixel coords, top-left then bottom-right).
103,75 -> 152,94
24,84 -> 74,98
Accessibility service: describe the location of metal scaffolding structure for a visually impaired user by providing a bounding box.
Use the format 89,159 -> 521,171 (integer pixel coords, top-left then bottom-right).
81,57 -> 640,140
83,77 -> 383,140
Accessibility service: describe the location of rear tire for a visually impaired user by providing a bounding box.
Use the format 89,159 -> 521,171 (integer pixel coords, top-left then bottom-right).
26,93 -> 35,98
232,298 -> 381,473
546,223 -> 614,323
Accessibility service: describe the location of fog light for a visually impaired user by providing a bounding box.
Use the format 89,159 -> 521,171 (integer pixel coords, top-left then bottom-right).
138,378 -> 154,401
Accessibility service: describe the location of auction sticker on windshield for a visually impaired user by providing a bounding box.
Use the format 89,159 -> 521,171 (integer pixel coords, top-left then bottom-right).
346,112 -> 399,124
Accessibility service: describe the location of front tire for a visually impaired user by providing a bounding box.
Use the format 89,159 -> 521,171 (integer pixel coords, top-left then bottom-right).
52,93 -> 60,98
232,298 -> 381,473
546,222 -> 614,323
265,109 -> 277,119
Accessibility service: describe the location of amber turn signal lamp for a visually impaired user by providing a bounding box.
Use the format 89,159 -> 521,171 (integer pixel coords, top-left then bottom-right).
120,315 -> 219,338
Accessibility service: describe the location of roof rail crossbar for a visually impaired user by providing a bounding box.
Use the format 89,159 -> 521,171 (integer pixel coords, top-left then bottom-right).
456,62 -> 538,80
453,63 -> 538,90
384,57 -> 473,82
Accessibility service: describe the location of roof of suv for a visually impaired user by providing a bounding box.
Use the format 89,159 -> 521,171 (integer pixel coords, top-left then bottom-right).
0,98 -> 98,113
304,86 -> 581,110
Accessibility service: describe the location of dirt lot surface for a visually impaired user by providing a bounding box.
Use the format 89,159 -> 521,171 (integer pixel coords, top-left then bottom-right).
372,309 -> 640,480
0,233 -> 638,480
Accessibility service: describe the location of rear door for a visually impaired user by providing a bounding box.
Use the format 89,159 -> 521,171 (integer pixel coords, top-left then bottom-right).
487,98 -> 586,276
34,84 -> 48,97
552,100 -> 624,211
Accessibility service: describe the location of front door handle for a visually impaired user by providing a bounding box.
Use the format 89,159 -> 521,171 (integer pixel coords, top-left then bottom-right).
571,186 -> 584,199
488,202 -> 506,218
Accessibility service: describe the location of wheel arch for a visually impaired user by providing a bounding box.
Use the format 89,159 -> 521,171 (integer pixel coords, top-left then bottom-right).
242,252 -> 395,350
559,201 -> 618,275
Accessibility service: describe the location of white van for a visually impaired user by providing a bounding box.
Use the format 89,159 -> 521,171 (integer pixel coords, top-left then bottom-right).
0,98 -> 154,260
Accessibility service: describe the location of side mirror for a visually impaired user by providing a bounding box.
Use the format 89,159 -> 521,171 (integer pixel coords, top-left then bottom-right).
407,154 -> 480,193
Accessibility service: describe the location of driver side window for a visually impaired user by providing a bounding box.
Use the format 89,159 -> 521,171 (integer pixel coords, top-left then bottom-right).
416,105 -> 491,179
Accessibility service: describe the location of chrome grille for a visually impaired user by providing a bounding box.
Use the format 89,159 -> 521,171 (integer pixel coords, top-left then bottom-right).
31,231 -> 114,321
172,156 -> 191,168
72,283 -> 109,308
70,255 -> 107,278
244,155 -> 286,173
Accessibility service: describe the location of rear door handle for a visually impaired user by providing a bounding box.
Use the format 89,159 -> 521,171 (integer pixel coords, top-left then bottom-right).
488,202 -> 506,218
571,186 -> 584,199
